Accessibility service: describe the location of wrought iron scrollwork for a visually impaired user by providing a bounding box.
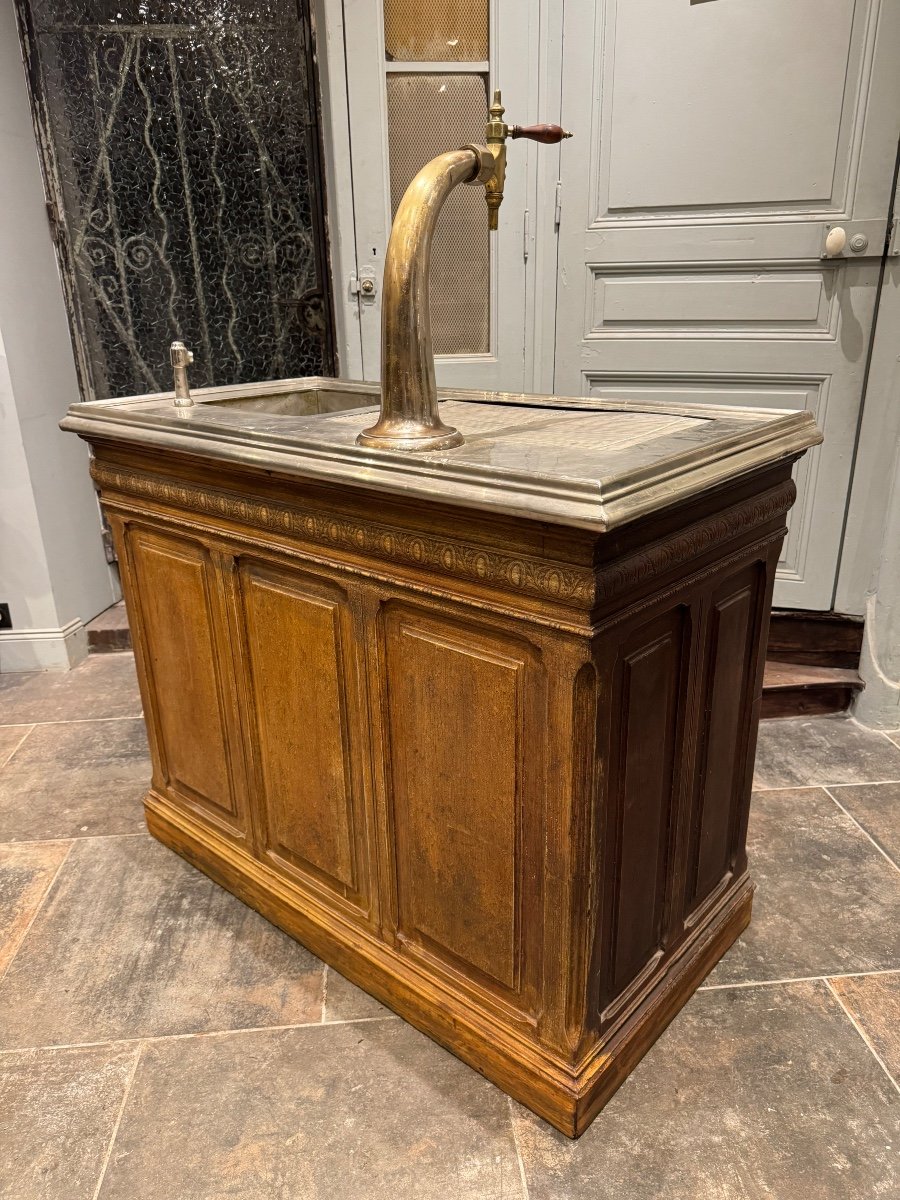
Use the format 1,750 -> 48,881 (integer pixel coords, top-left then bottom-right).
17,0 -> 335,400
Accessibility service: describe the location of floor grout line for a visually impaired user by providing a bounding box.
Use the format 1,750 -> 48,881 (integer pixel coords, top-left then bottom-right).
754,778 -> 900,791
829,777 -> 900,791
507,1096 -> 531,1200
822,786 -> 900,876
0,715 -> 143,730
825,978 -> 900,1098
0,1013 -> 402,1057
0,833 -> 149,849
0,724 -> 36,767
90,1041 -> 143,1200
699,966 -> 900,992
751,784 -> 816,792
0,839 -> 74,988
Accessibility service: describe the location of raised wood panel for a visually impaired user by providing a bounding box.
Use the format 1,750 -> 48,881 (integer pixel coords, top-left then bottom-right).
688,564 -> 765,912
126,527 -> 240,830
380,605 -> 537,1002
238,561 -> 365,904
601,608 -> 687,1012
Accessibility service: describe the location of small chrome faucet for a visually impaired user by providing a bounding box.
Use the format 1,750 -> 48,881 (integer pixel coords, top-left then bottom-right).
170,341 -> 194,407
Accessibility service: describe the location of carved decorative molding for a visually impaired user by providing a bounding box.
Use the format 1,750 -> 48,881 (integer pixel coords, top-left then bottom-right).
91,462 -> 597,606
597,481 -> 796,601
92,464 -> 794,609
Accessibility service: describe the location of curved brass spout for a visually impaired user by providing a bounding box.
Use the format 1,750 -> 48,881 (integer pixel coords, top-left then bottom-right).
357,146 -> 494,453
356,91 -> 571,454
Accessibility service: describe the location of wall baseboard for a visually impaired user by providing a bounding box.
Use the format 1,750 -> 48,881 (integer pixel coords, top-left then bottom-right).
0,618 -> 87,672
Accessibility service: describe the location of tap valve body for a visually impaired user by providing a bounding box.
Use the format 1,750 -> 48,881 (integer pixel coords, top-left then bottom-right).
481,90 -> 572,230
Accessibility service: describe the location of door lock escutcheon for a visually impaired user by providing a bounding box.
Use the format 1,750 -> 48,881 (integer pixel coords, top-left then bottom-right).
821,220 -> 885,258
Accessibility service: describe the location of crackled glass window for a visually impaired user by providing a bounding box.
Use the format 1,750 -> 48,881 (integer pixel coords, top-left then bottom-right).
383,0 -> 490,356
18,0 -> 334,401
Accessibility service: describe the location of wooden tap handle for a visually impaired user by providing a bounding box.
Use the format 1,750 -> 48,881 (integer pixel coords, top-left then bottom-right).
509,123 -> 572,144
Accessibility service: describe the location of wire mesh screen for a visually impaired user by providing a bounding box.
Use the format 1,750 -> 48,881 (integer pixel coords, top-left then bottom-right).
383,0 -> 488,62
18,0 -> 334,401
387,73 -> 490,356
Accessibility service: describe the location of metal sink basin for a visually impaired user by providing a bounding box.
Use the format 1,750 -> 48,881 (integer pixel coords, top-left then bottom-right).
201,377 -> 379,417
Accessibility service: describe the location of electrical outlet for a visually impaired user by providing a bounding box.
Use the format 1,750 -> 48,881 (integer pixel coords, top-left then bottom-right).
0,603 -> 10,630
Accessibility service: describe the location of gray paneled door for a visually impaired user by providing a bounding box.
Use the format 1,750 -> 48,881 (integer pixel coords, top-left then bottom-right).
554,0 -> 900,609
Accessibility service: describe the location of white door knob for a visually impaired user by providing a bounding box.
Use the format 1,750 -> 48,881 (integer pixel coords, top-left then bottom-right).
824,227 -> 847,257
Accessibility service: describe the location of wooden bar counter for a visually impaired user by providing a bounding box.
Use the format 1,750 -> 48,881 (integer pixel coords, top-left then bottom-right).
63,379 -> 820,1136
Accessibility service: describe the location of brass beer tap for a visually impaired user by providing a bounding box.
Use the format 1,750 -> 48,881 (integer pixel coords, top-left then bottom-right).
357,92 -> 571,453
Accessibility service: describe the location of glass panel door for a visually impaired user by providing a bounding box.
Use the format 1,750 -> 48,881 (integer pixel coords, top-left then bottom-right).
383,0 -> 490,355
342,0 -> 538,392
386,73 -> 490,355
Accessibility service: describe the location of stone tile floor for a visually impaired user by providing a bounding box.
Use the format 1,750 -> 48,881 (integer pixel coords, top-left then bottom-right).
0,654 -> 897,1199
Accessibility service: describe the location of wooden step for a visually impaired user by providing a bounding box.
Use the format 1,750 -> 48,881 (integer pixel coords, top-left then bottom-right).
767,609 -> 864,668
762,660 -> 863,719
86,601 -> 131,653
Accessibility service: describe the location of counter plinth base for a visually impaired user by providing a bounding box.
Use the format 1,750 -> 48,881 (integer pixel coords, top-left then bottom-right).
89,443 -> 796,1137
144,792 -> 752,1137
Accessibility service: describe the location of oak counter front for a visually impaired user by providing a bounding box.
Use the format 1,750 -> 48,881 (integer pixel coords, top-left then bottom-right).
63,379 -> 821,1136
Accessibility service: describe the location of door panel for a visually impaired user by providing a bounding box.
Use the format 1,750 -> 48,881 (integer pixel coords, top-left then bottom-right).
587,267 -> 836,335
585,374 -> 825,596
554,0 -> 900,608
602,1 -> 856,214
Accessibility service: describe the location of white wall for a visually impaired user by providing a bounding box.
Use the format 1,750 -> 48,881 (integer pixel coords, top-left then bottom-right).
848,246 -> 900,728
0,330 -> 57,631
0,6 -> 117,671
